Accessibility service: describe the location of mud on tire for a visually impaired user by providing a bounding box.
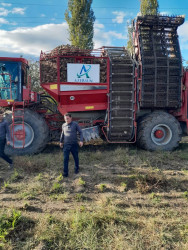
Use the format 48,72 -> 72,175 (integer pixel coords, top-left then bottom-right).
5,109 -> 49,155
137,111 -> 182,151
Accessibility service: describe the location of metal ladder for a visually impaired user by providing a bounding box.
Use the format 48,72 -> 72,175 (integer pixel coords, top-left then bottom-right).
106,47 -> 135,141
11,102 -> 25,148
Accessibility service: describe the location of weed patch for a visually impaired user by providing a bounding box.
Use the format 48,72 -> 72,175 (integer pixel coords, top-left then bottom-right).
51,182 -> 64,194
149,192 -> 162,204
135,172 -> 168,193
120,182 -> 127,191
98,184 -> 107,192
9,170 -> 22,182
74,193 -> 84,202
0,209 -> 21,243
182,191 -> 188,199
16,156 -> 48,174
125,171 -> 168,193
49,192 -> 69,201
19,182 -> 44,200
78,177 -> 86,186
36,208 -> 139,249
0,209 -> 35,247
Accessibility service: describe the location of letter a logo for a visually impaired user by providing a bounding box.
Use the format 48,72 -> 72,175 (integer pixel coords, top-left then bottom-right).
77,65 -> 91,78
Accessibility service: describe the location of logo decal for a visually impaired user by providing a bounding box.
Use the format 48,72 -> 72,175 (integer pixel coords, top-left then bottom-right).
67,63 -> 100,83
77,65 -> 91,79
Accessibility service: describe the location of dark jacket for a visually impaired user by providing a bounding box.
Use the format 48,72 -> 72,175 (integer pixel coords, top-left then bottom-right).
60,121 -> 83,144
0,120 -> 11,141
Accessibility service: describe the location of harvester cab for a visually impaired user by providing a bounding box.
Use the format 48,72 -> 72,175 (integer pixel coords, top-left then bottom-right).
0,58 -> 44,155
0,57 -> 38,107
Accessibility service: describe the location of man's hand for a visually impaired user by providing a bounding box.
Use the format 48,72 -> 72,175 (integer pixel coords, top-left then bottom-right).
60,143 -> 63,148
7,141 -> 10,145
79,141 -> 83,147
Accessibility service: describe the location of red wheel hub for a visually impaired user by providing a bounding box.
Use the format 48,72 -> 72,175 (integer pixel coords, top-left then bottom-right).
154,129 -> 164,139
14,129 -> 25,140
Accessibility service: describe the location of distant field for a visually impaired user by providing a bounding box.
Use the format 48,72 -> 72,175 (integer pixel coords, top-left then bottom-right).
0,140 -> 188,249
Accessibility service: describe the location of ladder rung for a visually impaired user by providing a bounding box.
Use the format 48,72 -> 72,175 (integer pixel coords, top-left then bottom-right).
110,117 -> 134,120
111,125 -> 133,128
110,100 -> 135,102
112,63 -> 133,66
111,91 -> 133,93
112,72 -> 133,75
111,107 -> 134,110
112,82 -> 133,84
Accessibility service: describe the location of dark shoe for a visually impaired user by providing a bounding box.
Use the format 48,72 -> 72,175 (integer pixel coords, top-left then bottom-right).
63,173 -> 68,177
75,170 -> 79,174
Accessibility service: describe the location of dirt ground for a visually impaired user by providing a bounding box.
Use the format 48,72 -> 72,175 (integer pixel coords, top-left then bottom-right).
0,140 -> 188,249
0,141 -> 188,214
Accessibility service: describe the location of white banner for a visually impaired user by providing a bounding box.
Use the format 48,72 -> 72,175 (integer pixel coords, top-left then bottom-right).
67,63 -> 100,83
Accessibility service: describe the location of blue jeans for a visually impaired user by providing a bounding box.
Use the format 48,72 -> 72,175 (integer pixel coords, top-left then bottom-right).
0,138 -> 12,164
63,143 -> 79,175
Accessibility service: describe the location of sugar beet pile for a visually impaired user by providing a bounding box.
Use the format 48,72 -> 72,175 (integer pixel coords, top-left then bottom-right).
40,45 -> 107,83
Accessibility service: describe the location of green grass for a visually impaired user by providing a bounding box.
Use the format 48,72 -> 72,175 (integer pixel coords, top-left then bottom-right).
78,177 -> 86,186
98,184 -> 107,192
0,210 -> 21,243
51,182 -> 63,193
0,141 -> 188,249
182,191 -> 188,199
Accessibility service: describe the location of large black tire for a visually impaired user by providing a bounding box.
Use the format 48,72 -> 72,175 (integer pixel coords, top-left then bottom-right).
5,109 -> 49,155
137,111 -> 182,151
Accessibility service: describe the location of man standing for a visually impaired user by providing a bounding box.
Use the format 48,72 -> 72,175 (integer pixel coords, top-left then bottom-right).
60,113 -> 83,177
0,110 -> 13,168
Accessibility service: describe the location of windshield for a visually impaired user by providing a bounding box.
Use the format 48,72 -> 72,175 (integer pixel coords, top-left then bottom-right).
0,61 -> 19,83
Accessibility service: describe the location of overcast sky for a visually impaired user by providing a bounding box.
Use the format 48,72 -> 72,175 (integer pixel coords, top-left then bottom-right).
0,0 -> 188,62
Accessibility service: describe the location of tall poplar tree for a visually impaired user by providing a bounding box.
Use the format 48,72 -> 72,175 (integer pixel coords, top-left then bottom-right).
127,0 -> 159,53
65,0 -> 95,50
140,0 -> 159,15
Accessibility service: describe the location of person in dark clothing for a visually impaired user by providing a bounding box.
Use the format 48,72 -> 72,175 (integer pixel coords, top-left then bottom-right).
0,111 -> 13,168
60,113 -> 83,177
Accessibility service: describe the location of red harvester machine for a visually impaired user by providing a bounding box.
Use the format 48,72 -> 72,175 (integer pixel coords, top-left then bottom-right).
0,15 -> 188,155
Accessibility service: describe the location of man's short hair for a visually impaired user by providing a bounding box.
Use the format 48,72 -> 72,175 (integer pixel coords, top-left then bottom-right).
64,113 -> 72,118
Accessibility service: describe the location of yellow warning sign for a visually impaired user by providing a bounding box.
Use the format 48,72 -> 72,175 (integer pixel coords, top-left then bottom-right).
85,106 -> 94,110
50,84 -> 57,90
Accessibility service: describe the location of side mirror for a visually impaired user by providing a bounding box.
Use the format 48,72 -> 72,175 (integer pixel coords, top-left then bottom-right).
0,65 -> 6,72
14,76 -> 18,83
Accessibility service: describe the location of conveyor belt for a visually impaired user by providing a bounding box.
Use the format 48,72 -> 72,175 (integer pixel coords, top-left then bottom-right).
137,15 -> 184,108
105,47 -> 135,141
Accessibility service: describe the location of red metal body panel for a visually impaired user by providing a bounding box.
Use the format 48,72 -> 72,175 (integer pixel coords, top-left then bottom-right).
172,71 -> 188,129
0,99 -> 14,107
0,57 -> 28,65
22,88 -> 30,101
40,83 -> 58,101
